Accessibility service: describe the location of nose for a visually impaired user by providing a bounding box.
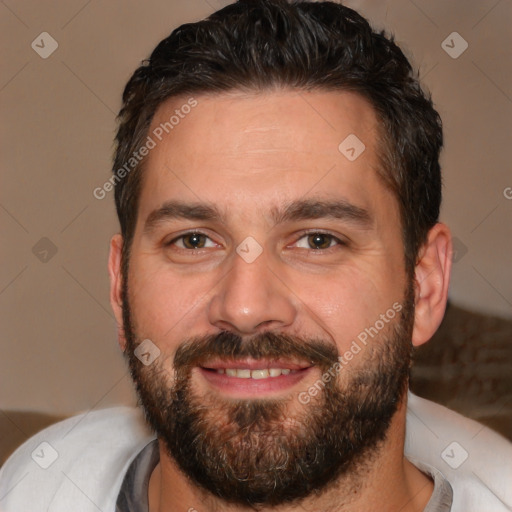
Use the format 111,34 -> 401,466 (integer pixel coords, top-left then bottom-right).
207,248 -> 297,335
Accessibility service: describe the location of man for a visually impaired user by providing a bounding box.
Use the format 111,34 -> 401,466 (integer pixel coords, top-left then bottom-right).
1,1 -> 511,511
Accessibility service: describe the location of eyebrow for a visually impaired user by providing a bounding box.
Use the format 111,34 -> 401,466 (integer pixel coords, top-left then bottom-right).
144,202 -> 221,234
271,198 -> 373,228
143,198 -> 373,235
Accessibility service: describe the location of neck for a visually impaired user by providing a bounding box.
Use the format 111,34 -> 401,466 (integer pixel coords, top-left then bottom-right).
148,394 -> 433,512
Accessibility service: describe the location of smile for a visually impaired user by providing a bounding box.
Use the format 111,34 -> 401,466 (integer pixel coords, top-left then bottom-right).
198,359 -> 314,397
214,368 -> 294,379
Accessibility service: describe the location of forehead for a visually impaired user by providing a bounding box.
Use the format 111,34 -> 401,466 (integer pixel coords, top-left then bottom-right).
137,89 -> 394,225
149,89 -> 378,164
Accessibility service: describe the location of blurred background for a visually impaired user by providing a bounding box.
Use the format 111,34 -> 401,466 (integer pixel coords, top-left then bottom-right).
1,0 -> 511,461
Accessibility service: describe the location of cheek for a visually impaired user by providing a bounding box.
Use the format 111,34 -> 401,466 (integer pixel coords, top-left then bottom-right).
127,258 -> 208,341
288,265 -> 400,351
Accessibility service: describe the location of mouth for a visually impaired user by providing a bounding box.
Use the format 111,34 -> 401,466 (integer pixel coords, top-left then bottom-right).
197,358 -> 315,397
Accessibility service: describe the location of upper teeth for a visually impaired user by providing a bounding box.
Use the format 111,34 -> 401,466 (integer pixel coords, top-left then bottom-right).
218,368 -> 292,379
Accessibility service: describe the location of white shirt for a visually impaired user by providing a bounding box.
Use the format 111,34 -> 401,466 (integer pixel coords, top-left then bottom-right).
0,392 -> 511,511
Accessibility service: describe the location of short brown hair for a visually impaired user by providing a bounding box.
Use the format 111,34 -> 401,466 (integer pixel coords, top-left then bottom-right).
113,0 -> 443,277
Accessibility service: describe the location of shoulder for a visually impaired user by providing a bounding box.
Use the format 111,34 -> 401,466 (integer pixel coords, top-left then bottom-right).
0,406 -> 154,512
405,392 -> 512,511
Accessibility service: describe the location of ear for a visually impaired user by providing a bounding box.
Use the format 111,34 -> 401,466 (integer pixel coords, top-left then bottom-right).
108,233 -> 127,351
411,223 -> 452,347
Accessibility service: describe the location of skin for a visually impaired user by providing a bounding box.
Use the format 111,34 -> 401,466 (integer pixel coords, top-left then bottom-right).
108,89 -> 453,512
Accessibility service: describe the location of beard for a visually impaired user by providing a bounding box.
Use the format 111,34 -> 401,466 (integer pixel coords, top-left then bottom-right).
122,282 -> 415,507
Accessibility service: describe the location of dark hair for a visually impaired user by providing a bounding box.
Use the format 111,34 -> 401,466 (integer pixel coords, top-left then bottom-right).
113,0 -> 442,277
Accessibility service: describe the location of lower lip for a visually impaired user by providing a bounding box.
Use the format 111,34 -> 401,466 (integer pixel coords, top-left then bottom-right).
198,367 -> 314,397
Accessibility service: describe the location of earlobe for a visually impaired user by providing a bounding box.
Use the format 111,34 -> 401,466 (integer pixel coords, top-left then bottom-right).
411,223 -> 453,347
108,234 -> 127,351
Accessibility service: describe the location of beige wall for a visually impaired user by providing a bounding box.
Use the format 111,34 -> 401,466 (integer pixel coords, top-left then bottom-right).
1,0 -> 511,415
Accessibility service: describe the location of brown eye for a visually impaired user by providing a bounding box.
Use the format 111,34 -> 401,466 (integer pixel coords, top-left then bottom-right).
307,233 -> 335,249
170,232 -> 216,249
293,232 -> 342,250
182,233 -> 207,249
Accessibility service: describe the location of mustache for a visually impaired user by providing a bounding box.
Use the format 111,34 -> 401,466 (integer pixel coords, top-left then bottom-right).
172,331 -> 339,371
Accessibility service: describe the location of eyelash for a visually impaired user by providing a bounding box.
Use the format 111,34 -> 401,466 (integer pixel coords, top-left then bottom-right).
165,231 -> 218,250
165,230 -> 346,251
293,230 -> 346,250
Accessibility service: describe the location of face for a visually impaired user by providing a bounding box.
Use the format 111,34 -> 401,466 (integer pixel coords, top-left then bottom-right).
118,90 -> 414,505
